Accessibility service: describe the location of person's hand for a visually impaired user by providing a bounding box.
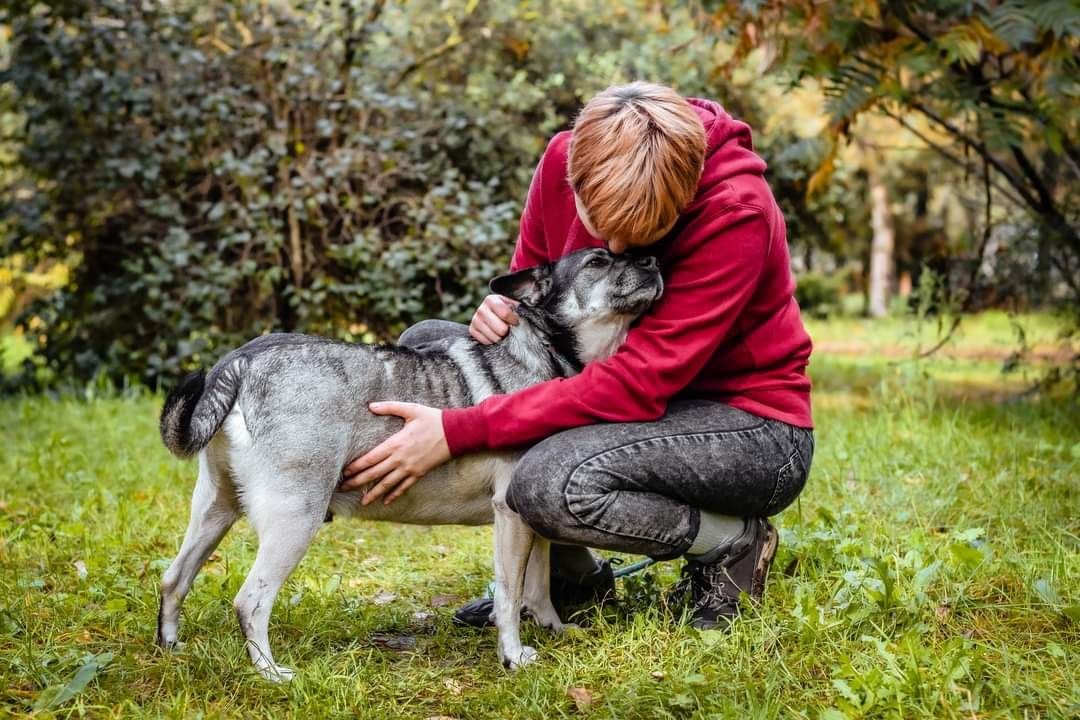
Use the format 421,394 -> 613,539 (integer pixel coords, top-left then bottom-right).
339,402 -> 451,505
470,294 -> 519,344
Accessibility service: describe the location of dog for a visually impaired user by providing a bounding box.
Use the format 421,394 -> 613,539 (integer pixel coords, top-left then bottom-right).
155,248 -> 662,681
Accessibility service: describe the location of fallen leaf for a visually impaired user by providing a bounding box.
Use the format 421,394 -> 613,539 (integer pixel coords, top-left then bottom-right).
443,678 -> 463,695
412,610 -> 434,624
1033,577 -> 1060,605
370,632 -> 416,651
430,594 -> 460,608
73,560 -> 88,580
567,686 -> 593,712
372,590 -> 397,605
650,670 -> 665,680
34,652 -> 113,710
432,545 -> 450,556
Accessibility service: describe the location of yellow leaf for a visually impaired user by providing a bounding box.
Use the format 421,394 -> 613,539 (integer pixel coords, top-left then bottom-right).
807,141 -> 838,198
567,687 -> 594,712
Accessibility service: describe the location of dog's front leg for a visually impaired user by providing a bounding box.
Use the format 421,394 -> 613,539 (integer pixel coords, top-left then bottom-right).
492,496 -> 538,670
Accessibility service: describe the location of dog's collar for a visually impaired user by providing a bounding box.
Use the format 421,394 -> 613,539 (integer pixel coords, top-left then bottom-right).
542,340 -> 583,377
543,328 -> 584,377
518,306 -> 584,377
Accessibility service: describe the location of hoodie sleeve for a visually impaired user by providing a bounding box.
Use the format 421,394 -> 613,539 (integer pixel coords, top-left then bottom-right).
441,203 -> 772,455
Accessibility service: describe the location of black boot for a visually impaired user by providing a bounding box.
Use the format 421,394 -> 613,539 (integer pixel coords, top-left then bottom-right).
667,518 -> 778,630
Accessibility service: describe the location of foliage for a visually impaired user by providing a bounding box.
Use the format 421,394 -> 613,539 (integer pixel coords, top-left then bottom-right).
709,0 -> 1080,306
3,0 -> 1075,386
0,0 -> 721,387
0,0 -> 907,388
2,323 -> 1078,716
795,270 -> 844,319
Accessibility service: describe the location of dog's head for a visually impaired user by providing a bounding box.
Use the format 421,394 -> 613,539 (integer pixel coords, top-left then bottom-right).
490,248 -> 663,365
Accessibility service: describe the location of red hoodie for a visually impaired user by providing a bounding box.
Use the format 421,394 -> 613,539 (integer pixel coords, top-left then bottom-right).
441,99 -> 813,456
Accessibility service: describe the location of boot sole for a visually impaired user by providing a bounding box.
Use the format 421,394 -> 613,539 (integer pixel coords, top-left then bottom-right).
752,523 -> 779,600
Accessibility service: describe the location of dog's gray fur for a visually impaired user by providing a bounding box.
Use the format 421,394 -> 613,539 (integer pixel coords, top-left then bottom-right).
156,249 -> 662,681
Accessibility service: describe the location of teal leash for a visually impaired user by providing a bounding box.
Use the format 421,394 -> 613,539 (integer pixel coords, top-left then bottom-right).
611,557 -> 657,578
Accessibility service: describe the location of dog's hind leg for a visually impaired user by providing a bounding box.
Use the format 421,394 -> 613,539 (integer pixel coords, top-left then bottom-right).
492,498 -> 538,670
522,537 -> 566,632
158,451 -> 238,650
234,489 -> 325,682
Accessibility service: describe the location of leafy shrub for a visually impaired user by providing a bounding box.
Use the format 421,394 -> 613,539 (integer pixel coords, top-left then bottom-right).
1,0 -> 851,389
1,0 -> 723,387
795,271 -> 843,319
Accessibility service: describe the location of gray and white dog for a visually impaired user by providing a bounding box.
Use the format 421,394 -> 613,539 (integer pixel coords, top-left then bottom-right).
156,248 -> 662,681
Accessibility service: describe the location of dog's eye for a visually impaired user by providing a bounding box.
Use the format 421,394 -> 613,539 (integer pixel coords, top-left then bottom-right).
586,257 -> 608,269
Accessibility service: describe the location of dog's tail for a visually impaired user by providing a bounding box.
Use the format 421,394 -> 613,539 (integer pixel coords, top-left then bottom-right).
159,357 -> 247,458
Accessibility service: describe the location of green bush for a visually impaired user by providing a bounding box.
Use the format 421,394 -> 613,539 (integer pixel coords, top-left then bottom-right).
0,1 -> 722,387
1,0 -> 846,389
795,271 -> 843,319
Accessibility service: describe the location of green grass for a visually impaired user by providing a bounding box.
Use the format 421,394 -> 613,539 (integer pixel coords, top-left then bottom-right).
2,315 -> 1079,718
806,310 -> 1075,356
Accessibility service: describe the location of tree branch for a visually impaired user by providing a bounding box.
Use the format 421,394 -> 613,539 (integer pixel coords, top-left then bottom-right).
880,106 -> 1026,208
906,99 -> 1043,211
917,144 -> 995,359
390,36 -> 464,89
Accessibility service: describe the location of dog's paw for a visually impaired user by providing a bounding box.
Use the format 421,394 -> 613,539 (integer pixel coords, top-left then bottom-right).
501,645 -> 539,670
257,664 -> 296,683
156,633 -> 184,651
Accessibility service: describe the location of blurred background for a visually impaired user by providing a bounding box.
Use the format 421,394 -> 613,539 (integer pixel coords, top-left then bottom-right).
1,0 -> 1077,390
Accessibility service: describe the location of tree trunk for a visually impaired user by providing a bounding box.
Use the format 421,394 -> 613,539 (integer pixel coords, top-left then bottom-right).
868,168 -> 895,318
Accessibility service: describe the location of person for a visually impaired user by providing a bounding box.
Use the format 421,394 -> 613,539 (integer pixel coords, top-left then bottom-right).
339,82 -> 814,630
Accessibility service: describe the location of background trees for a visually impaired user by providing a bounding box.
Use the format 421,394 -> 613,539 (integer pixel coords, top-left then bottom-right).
1,0 -> 1076,389
711,0 -> 1079,315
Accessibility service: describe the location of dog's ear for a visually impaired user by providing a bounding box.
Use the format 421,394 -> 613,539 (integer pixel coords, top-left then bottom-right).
489,264 -> 553,306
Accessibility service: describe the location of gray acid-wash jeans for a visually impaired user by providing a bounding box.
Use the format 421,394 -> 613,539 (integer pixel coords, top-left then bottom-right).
399,320 -> 814,562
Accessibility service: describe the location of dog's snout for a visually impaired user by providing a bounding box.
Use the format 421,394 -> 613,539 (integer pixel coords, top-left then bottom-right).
635,256 -> 659,272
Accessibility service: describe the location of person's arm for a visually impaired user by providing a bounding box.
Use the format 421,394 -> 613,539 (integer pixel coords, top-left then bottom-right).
442,205 -> 772,454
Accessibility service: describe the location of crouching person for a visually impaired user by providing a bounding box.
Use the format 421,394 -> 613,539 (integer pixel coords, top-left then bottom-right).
341,82 -> 814,629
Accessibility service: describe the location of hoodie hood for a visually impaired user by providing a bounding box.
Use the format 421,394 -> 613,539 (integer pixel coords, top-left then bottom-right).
686,98 -> 768,196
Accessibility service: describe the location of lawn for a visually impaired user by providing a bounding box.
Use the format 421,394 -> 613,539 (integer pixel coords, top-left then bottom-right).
1,313 -> 1078,718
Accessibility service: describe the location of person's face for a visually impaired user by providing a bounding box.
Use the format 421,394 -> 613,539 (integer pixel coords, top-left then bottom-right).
574,193 -> 675,255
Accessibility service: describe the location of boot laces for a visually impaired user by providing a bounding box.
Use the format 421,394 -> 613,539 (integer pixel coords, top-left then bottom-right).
676,555 -> 739,615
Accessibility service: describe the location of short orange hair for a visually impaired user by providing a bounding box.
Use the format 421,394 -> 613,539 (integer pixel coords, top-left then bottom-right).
568,82 -> 706,247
